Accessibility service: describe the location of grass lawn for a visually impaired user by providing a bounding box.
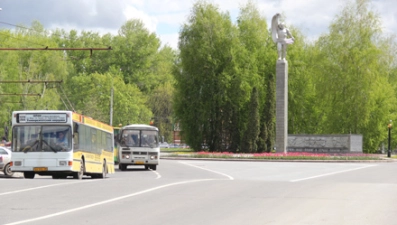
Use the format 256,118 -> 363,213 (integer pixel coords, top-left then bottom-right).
161,148 -> 194,153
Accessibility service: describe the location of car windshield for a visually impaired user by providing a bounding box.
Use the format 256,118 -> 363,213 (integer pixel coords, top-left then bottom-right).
12,125 -> 72,152
0,148 -> 9,155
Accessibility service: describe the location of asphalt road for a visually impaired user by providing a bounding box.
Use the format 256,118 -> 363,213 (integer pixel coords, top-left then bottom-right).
1,159 -> 396,225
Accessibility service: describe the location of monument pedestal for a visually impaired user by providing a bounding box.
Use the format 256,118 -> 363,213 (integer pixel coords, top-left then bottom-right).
276,60 -> 288,153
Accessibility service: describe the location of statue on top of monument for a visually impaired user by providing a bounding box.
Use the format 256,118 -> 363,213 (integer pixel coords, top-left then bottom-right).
271,13 -> 294,61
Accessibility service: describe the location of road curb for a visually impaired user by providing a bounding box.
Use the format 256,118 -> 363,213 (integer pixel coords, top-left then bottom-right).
160,156 -> 397,163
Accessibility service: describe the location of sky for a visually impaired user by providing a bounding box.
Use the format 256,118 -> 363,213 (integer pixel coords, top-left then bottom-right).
0,0 -> 395,49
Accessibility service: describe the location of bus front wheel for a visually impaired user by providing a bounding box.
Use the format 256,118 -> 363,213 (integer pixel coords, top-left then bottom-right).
74,160 -> 84,179
24,172 -> 35,179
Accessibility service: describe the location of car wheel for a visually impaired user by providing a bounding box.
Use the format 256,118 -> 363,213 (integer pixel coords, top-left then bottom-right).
3,163 -> 14,177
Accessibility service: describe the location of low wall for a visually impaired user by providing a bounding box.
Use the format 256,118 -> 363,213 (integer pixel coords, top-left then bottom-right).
287,134 -> 363,153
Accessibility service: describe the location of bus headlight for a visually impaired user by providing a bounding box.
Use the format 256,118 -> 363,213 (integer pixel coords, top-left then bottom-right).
122,154 -> 130,159
150,155 -> 158,160
59,161 -> 67,166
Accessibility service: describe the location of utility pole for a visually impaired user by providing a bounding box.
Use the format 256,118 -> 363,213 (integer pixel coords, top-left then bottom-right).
388,120 -> 392,158
110,87 -> 113,126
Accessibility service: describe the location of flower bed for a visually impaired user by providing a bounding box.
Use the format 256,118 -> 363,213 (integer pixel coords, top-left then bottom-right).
167,151 -> 384,160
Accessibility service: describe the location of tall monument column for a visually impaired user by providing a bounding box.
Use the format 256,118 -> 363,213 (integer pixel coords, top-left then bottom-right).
276,61 -> 288,153
271,13 -> 294,154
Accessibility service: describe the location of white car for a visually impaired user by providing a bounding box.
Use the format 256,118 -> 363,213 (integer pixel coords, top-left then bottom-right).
159,142 -> 170,148
0,147 -> 13,177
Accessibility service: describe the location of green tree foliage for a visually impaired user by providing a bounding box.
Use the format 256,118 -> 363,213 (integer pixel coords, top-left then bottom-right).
241,87 -> 260,152
260,71 -> 276,153
68,72 -> 152,125
56,20 -> 175,134
175,0 -> 275,152
147,46 -> 177,143
148,82 -> 174,143
237,1 -> 275,153
311,0 -> 397,152
112,19 -> 161,93
0,22 -> 69,137
0,19 -> 167,131
175,1 -> 240,151
287,29 -> 321,135
50,21 -> 175,133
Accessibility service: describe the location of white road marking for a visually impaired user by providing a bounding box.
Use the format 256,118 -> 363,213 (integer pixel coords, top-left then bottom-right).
150,169 -> 161,179
179,161 -> 234,180
0,179 -> 102,196
290,164 -> 376,182
5,179 -> 215,225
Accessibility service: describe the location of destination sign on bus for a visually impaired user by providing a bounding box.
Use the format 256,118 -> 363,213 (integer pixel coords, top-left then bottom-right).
18,113 -> 67,123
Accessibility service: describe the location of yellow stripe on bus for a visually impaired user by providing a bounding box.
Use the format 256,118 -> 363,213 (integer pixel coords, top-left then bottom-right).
72,112 -> 113,132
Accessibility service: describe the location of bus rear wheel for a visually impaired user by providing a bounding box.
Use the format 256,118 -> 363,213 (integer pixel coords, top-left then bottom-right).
24,172 -> 35,179
97,161 -> 107,179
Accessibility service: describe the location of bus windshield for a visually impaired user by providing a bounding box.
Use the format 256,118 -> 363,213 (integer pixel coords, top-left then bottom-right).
120,129 -> 158,148
12,125 -> 72,152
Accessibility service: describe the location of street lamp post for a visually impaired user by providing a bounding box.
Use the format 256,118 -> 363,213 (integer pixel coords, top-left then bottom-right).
388,120 -> 392,158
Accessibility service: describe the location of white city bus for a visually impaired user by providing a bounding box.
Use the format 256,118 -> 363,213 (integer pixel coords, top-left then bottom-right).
10,110 -> 115,179
116,124 -> 159,171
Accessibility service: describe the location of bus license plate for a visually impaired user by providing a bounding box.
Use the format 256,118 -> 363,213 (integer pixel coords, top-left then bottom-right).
33,167 -> 48,172
135,161 -> 144,165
